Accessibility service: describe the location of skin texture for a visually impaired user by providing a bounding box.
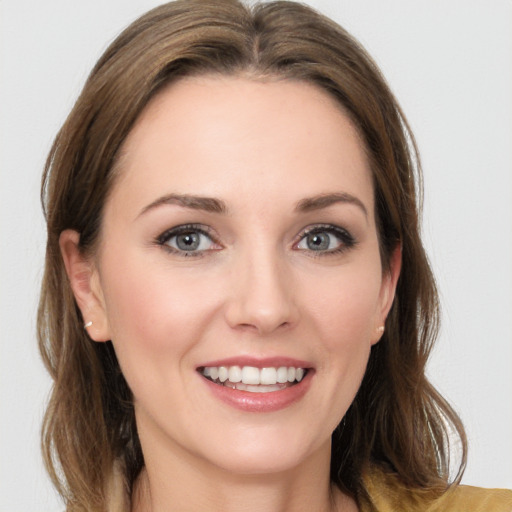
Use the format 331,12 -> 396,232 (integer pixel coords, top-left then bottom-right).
60,76 -> 400,512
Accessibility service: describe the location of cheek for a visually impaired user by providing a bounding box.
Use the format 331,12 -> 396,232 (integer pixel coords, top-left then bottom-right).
99,251 -> 222,373
301,260 -> 382,419
306,263 -> 383,351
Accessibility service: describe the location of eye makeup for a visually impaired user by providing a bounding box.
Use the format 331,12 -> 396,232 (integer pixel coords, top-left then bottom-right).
294,223 -> 357,257
154,221 -> 357,259
155,223 -> 221,257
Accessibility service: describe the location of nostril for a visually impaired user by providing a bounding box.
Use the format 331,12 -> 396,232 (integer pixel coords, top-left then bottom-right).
234,320 -> 292,335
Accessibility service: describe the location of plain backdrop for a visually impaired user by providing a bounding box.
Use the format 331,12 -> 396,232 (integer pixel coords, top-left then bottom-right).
1,0 -> 511,509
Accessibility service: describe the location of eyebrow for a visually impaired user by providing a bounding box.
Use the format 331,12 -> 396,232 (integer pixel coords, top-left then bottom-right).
137,191 -> 368,218
295,192 -> 368,218
138,193 -> 229,217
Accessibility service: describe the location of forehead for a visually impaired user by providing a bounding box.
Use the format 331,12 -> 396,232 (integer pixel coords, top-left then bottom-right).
110,75 -> 373,217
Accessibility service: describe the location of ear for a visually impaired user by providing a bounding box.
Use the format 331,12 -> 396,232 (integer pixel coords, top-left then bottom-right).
59,230 -> 111,342
371,244 -> 402,345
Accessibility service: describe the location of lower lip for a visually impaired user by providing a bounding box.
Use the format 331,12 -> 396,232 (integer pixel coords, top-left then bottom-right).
201,371 -> 313,413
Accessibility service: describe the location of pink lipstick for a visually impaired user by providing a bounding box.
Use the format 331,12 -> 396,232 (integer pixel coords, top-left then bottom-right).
196,357 -> 314,412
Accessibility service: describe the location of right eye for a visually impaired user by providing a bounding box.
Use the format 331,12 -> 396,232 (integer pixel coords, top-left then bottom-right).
157,224 -> 220,256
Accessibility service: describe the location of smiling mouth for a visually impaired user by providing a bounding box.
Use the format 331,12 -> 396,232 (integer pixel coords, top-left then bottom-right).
198,365 -> 308,393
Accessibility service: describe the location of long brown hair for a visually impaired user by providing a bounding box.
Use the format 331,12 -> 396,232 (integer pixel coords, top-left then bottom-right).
38,1 -> 466,510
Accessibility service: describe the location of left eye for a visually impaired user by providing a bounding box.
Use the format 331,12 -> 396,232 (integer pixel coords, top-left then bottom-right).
296,227 -> 353,253
158,226 -> 217,254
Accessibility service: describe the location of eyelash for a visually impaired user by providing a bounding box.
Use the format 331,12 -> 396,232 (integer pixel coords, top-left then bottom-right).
156,224 -> 219,258
155,223 -> 357,257
294,224 -> 357,257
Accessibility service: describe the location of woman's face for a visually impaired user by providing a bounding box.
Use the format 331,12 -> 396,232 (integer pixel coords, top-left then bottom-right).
76,76 -> 399,475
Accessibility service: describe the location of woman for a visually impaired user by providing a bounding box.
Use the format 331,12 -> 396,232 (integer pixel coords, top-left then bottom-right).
38,1 -> 512,511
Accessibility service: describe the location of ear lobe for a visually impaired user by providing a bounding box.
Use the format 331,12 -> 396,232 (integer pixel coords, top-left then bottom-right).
372,244 -> 402,345
59,230 -> 111,342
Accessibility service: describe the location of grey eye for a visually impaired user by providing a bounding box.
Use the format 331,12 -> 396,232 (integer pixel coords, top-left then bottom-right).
163,230 -> 216,253
306,232 -> 331,251
297,230 -> 343,252
175,232 -> 201,251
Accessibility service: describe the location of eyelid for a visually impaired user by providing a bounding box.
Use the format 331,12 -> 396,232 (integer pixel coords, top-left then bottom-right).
155,223 -> 221,256
294,223 -> 356,253
156,223 -> 215,244
154,222 -> 356,257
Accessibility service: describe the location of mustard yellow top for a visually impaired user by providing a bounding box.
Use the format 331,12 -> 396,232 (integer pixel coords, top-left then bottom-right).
363,469 -> 512,512
106,464 -> 512,512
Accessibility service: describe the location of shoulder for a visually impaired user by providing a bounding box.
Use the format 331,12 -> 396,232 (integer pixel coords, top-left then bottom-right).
432,485 -> 512,512
363,468 -> 512,512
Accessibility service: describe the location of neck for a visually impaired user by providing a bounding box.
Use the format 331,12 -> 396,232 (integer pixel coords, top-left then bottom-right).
131,434 -> 356,512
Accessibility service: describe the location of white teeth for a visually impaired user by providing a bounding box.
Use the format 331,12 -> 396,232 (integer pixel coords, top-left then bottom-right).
241,366 -> 260,385
235,382 -> 285,393
218,366 -> 228,382
228,366 -> 242,383
201,365 -> 308,387
276,366 -> 288,383
260,367 -> 277,385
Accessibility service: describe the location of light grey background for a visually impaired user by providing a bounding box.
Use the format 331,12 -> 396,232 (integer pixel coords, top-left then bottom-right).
1,0 -> 511,509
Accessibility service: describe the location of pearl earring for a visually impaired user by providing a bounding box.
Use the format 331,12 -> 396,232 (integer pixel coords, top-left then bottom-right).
84,321 -> 93,329
377,325 -> 385,334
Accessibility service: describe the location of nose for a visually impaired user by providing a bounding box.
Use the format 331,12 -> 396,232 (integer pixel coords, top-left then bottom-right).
224,246 -> 299,336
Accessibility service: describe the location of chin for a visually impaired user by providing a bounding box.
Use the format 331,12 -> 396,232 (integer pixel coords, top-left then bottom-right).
194,426 -> 329,476
210,451 -> 309,476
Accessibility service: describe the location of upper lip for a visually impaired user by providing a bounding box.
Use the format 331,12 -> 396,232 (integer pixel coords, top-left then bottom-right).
197,356 -> 313,369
